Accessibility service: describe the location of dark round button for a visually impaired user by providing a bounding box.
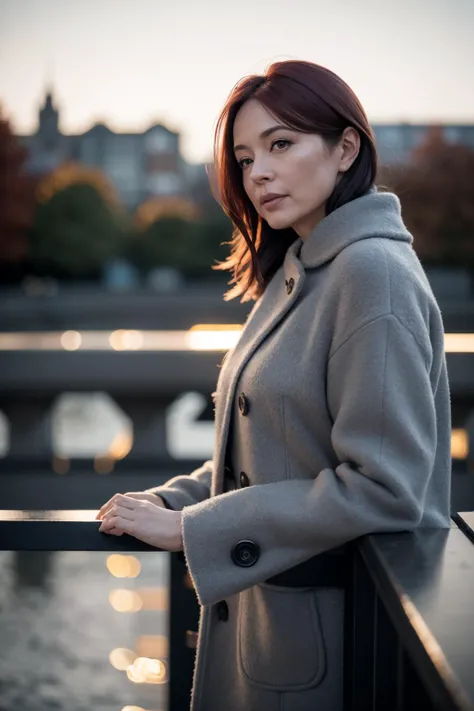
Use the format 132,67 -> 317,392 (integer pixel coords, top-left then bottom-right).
216,600 -> 229,621
285,277 -> 295,295
238,393 -> 249,416
239,471 -> 250,488
231,540 -> 260,567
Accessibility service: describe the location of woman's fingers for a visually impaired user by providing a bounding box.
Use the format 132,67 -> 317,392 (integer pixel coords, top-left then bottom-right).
96,493 -> 139,520
109,505 -> 135,521
96,493 -> 120,520
99,513 -> 134,534
103,526 -> 123,536
98,498 -> 143,533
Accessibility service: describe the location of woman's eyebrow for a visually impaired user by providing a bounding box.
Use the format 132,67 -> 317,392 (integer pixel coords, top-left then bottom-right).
234,124 -> 291,152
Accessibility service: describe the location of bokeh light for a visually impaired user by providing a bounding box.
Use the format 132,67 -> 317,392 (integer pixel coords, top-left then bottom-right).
106,554 -> 142,578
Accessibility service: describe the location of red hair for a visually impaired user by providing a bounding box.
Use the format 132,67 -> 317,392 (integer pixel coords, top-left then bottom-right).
212,60 -> 378,302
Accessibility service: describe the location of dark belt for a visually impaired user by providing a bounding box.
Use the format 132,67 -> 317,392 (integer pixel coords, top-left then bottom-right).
265,549 -> 349,588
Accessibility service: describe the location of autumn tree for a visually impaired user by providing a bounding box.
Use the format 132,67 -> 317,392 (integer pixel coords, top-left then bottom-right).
128,188 -> 232,279
29,182 -> 127,279
128,212 -> 231,279
0,106 -> 35,266
380,127 -> 474,269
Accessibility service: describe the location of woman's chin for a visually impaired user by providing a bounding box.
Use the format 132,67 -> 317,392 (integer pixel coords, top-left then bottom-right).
265,213 -> 295,231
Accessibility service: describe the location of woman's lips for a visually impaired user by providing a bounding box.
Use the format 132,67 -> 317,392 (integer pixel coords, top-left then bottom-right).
262,195 -> 287,210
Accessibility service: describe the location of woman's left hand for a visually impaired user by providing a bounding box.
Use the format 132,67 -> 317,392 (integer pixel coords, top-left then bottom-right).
98,494 -> 183,552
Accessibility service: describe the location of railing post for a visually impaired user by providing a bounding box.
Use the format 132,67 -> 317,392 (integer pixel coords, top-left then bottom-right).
347,546 -> 377,710
168,553 -> 200,711
373,593 -> 403,710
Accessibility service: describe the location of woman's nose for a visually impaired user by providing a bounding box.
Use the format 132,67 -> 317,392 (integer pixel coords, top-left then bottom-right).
250,157 -> 274,183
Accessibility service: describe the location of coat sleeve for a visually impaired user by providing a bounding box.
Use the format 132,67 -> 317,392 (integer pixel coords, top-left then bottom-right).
180,313 -> 449,606
145,459 -> 213,511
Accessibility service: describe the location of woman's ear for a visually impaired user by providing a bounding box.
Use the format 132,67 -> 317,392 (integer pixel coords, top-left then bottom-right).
339,127 -> 360,173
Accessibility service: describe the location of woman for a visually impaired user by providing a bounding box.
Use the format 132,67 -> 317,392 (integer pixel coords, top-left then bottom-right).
96,60 -> 451,711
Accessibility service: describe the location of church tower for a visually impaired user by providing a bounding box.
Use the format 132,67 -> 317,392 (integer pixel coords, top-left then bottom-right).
38,87 -> 60,151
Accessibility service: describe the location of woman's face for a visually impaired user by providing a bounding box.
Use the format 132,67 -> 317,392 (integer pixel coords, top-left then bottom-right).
233,99 -> 359,239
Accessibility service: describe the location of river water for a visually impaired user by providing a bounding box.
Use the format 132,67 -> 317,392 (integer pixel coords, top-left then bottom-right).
0,550 -> 169,711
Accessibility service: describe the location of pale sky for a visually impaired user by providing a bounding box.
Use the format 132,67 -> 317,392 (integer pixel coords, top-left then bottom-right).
0,0 -> 473,164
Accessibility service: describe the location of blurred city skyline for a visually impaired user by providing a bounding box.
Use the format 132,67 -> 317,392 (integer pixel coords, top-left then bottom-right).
0,0 -> 473,164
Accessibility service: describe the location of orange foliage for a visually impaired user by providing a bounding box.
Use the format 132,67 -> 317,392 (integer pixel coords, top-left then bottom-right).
36,160 -> 121,208
134,196 -> 200,229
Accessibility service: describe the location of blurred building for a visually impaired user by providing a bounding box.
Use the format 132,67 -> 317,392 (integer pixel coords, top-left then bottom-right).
372,123 -> 474,165
17,88 -> 203,209
16,87 -> 474,204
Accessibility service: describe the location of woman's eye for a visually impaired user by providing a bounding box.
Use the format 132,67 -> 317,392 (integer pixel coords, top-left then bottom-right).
272,139 -> 292,151
238,157 -> 252,169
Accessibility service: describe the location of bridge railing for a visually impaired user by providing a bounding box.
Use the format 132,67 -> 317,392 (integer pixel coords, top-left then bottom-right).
0,510 -> 199,711
349,513 -> 474,711
1,510 -> 473,711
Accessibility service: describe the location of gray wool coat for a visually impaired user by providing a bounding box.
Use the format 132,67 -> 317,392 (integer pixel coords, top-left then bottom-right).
148,188 -> 452,711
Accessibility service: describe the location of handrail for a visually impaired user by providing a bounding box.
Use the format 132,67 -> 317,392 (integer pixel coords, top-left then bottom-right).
0,509 -> 199,711
0,509 -> 160,551
1,510 -> 473,711
355,518 -> 474,711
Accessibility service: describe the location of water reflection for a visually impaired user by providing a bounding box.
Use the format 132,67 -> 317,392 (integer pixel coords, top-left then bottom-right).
0,550 -> 169,711
12,551 -> 55,590
107,554 -> 142,578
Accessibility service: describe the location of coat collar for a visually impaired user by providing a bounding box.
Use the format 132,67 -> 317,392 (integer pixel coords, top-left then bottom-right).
295,188 -> 413,270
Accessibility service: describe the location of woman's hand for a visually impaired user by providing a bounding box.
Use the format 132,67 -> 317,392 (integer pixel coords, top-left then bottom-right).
97,494 -> 183,552
96,491 -> 166,521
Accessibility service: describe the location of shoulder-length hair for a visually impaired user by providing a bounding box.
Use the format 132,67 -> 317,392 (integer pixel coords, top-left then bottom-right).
211,60 -> 378,302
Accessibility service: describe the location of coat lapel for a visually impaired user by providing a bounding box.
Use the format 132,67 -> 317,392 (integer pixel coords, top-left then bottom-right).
211,240 -> 305,496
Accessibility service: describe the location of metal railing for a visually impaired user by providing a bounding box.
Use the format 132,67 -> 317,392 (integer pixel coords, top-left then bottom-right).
0,510 -> 200,711
1,510 -> 473,711
348,515 -> 474,711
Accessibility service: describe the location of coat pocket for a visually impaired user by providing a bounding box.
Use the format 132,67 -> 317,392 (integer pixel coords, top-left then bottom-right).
238,583 -> 327,691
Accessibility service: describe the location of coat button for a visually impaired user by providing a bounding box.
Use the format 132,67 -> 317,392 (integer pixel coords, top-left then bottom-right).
285,277 -> 295,295
239,471 -> 250,488
238,392 -> 250,416
216,600 -> 229,621
231,540 -> 260,567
